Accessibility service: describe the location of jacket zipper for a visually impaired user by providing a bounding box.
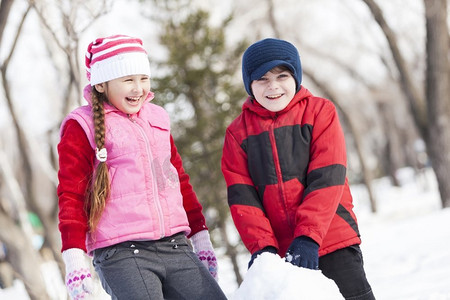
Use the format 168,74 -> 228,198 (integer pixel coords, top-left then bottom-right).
128,115 -> 166,238
268,114 -> 292,228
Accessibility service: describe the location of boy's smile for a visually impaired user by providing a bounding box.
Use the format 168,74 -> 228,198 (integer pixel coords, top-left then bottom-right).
251,69 -> 296,112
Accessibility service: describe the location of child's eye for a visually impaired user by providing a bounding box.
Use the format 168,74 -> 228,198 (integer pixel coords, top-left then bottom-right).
256,77 -> 268,81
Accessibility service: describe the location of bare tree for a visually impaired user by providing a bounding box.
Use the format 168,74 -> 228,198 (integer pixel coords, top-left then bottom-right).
362,0 -> 450,208
0,210 -> 49,299
0,152 -> 49,299
31,0 -> 112,114
0,1 -> 51,298
423,0 -> 450,207
0,0 -> 112,298
0,0 -> 15,43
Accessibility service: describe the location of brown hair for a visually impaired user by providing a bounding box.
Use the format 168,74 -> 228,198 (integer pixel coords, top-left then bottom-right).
86,86 -> 110,232
271,65 -> 293,75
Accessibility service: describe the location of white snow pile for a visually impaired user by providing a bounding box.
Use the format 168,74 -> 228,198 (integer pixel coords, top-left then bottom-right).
230,252 -> 343,300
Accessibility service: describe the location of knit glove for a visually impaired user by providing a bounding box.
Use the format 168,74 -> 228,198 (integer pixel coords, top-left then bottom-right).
285,236 -> 320,270
190,230 -> 219,281
62,248 -> 94,299
248,246 -> 278,269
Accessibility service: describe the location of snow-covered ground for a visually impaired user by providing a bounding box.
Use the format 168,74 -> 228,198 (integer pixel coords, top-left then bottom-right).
1,167 -> 450,300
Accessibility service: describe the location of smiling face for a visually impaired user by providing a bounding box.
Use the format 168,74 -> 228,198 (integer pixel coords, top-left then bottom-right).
94,74 -> 151,115
250,67 -> 296,112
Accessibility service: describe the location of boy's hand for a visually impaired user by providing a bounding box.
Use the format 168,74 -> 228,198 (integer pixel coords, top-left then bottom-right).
285,236 -> 319,269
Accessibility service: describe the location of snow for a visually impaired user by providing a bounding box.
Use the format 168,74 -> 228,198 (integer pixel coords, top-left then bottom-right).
0,281 -> 29,300
231,253 -> 342,300
2,167 -> 449,300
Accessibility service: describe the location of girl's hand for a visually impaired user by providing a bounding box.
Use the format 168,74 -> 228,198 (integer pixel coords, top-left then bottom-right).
62,248 -> 95,299
190,230 -> 219,281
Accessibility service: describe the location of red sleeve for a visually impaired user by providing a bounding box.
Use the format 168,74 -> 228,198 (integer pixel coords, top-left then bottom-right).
221,129 -> 278,254
57,119 -> 94,252
169,135 -> 207,237
294,100 -> 347,244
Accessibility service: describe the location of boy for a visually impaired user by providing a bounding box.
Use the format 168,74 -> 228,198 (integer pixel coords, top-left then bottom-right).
221,38 -> 375,300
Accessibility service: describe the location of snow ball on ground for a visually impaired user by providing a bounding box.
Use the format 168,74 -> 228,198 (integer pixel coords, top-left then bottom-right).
231,252 -> 343,300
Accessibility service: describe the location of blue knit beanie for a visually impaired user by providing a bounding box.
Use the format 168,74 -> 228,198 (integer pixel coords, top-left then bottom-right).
242,38 -> 302,96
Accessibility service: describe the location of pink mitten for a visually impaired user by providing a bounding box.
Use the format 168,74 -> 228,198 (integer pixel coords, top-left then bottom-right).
190,230 -> 219,281
62,248 -> 94,299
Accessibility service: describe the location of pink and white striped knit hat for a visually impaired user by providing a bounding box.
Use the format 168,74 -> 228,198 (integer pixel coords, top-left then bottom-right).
85,34 -> 151,85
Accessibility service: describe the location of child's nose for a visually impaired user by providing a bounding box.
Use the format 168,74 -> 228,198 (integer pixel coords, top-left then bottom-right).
268,80 -> 279,89
132,81 -> 142,91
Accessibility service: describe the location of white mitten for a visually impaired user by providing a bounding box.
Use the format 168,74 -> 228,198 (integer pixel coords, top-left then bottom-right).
190,230 -> 219,281
62,248 -> 94,299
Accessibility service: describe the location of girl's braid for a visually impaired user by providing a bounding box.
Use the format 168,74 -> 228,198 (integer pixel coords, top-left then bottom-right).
86,87 -> 110,232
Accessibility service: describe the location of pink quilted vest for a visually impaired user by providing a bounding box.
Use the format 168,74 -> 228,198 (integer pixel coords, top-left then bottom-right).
62,100 -> 190,254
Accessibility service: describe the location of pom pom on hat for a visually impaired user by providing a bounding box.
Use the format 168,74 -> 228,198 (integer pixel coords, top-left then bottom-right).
85,35 -> 151,86
242,38 -> 302,96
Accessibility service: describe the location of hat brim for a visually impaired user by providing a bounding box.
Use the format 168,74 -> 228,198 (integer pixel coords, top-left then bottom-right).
250,60 -> 296,82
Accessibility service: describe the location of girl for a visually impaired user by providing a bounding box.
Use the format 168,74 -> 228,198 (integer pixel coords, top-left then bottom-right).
58,35 -> 226,300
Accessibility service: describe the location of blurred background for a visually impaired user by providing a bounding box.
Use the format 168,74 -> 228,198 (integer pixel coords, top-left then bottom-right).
0,0 -> 449,299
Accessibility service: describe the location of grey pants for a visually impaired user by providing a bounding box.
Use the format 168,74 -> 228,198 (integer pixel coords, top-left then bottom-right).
93,233 -> 227,300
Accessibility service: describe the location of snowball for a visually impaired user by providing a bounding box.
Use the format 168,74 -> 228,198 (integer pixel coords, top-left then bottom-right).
231,253 -> 343,300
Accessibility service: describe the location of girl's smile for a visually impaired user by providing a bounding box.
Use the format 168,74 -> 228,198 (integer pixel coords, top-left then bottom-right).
95,74 -> 151,114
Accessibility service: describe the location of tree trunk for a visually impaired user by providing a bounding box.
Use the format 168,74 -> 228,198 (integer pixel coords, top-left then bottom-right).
378,102 -> 401,186
424,0 -> 450,207
0,210 -> 50,300
361,0 -> 427,136
218,218 -> 243,285
0,0 -> 15,43
362,0 -> 450,209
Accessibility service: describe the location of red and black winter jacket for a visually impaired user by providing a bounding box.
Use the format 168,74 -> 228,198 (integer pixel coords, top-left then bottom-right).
221,87 -> 361,257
